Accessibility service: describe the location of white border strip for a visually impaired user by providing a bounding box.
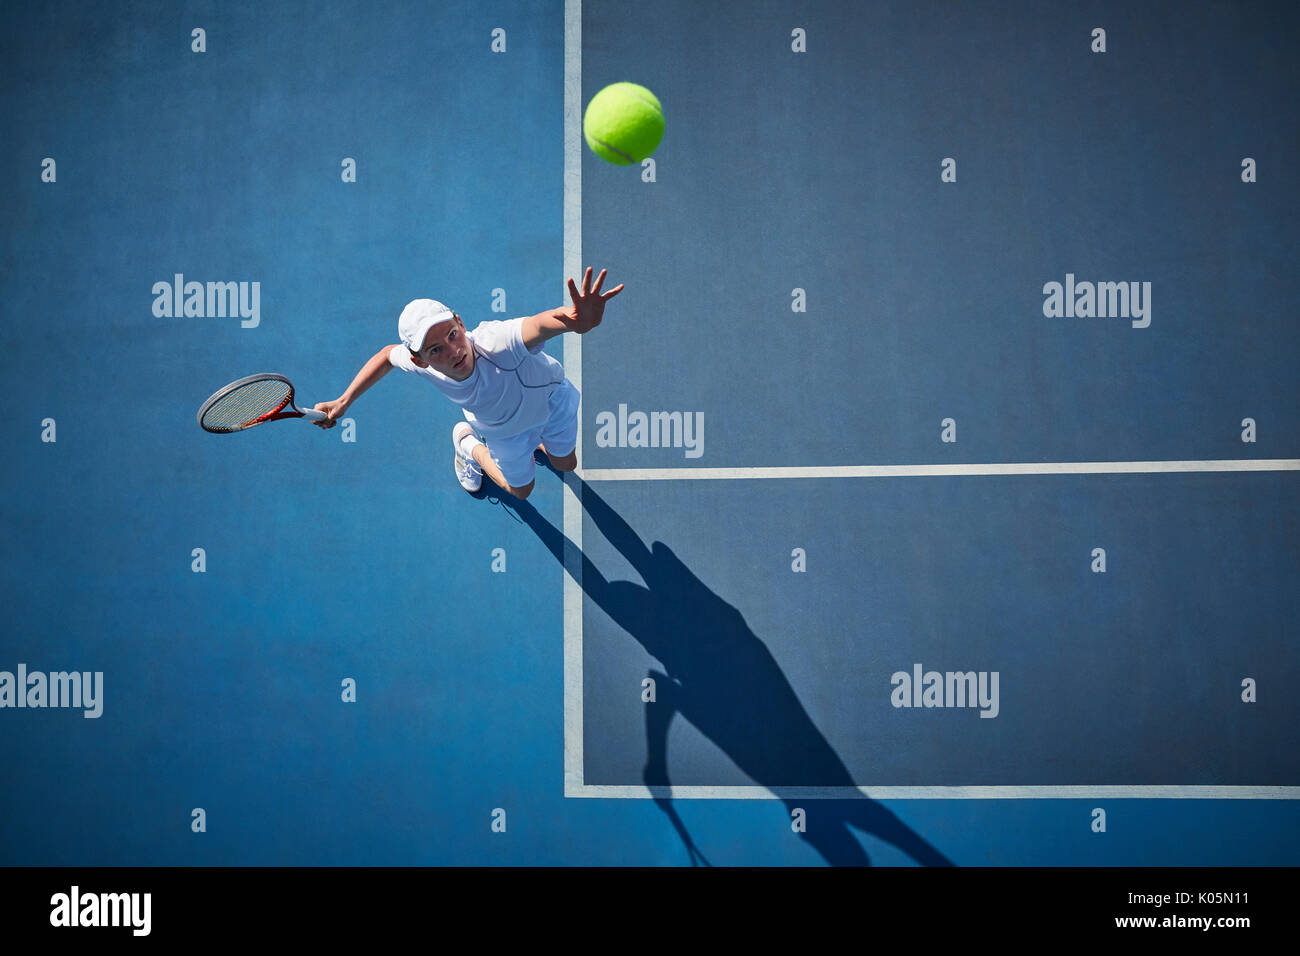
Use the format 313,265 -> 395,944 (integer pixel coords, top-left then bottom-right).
570,785 -> 1300,799
562,0 -> 584,798
579,459 -> 1300,481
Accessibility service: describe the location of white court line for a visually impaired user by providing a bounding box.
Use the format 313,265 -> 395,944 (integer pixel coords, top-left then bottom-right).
561,0 -> 1296,801
571,785 -> 1300,800
578,459 -> 1300,481
562,0 -> 584,799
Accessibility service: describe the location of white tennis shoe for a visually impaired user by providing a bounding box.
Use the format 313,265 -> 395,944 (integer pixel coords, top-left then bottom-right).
452,422 -> 482,493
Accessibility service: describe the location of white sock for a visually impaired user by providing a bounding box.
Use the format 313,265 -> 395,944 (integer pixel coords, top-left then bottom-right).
458,433 -> 484,462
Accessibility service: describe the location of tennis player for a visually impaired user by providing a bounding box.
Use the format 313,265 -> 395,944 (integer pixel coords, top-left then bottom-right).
313,267 -> 622,499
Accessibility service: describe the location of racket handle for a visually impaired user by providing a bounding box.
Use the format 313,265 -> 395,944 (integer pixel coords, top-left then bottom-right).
301,407 -> 327,422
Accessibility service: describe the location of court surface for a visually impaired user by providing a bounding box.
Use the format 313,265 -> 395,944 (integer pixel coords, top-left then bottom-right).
1,0 -> 1297,866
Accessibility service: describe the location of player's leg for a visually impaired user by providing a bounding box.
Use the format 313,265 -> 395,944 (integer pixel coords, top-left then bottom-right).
494,472 -> 535,498
471,444 -> 535,498
471,444 -> 530,496
462,424 -> 540,499
454,422 -> 530,497
539,443 -> 577,472
539,380 -> 580,473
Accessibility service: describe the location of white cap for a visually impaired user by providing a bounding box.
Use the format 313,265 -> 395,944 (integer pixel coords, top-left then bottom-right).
398,298 -> 456,352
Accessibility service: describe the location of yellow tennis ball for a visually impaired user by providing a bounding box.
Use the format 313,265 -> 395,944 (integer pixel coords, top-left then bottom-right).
583,82 -> 665,165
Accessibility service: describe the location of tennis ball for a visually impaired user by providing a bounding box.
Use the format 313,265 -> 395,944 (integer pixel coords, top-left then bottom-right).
583,82 -> 665,165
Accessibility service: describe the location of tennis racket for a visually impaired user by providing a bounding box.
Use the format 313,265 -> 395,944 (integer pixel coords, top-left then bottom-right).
198,373 -> 327,433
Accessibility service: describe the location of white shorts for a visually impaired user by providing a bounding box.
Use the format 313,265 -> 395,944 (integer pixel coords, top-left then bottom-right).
469,379 -> 580,488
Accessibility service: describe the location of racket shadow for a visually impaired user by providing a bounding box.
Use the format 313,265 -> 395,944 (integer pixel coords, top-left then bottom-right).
501,463 -> 954,867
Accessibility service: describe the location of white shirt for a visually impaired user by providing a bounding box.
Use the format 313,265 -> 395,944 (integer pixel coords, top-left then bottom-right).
388,318 -> 566,438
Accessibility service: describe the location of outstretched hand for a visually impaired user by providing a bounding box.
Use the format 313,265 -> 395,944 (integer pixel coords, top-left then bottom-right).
558,267 -> 624,334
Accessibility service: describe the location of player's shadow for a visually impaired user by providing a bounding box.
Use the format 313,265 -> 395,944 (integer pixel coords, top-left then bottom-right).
498,461 -> 953,867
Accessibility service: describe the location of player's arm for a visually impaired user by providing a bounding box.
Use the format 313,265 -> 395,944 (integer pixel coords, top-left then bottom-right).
520,309 -> 575,349
521,267 -> 625,349
312,344 -> 400,428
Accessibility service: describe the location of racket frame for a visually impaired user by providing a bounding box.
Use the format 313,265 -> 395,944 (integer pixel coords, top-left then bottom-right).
197,372 -> 327,433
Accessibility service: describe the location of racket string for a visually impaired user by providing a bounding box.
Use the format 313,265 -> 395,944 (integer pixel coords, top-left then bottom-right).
200,379 -> 292,432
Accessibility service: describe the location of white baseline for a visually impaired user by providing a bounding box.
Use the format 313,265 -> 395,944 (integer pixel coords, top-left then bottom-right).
578,459 -> 1300,481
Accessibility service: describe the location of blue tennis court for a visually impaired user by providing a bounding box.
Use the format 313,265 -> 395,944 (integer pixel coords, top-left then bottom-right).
1,0 -> 1297,867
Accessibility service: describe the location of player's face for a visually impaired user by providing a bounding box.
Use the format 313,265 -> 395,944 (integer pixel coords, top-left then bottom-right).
412,316 -> 473,379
